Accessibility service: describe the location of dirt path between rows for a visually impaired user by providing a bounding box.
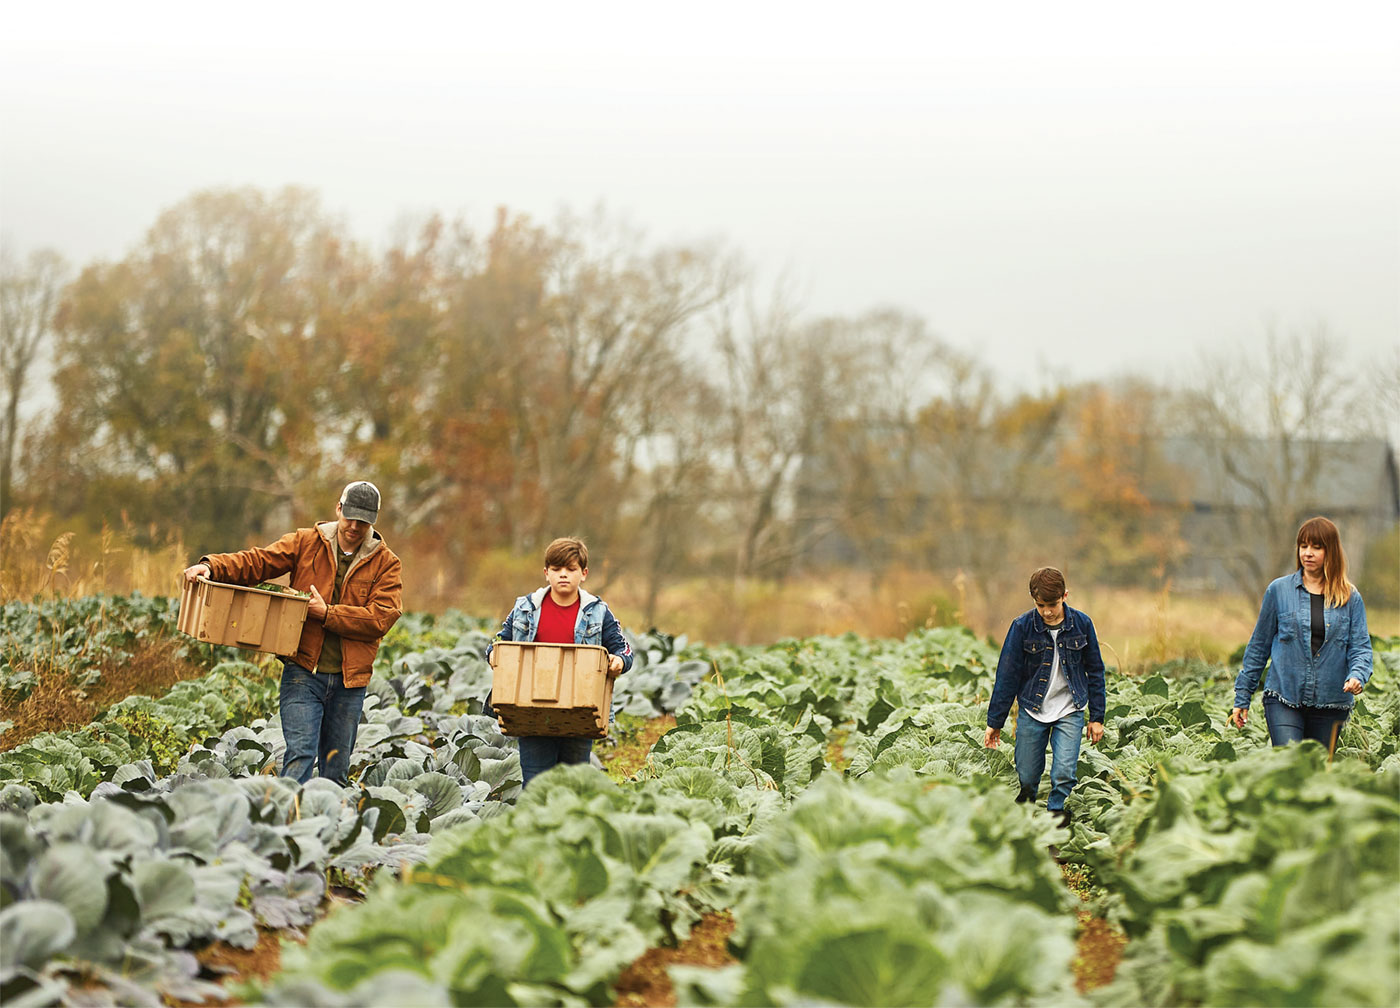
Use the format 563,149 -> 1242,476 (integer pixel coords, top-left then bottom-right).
1063,864 -> 1128,992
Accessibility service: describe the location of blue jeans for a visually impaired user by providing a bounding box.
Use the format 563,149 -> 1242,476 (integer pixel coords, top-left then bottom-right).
1013,707 -> 1085,811
279,661 -> 367,785
517,736 -> 594,786
1262,696 -> 1349,754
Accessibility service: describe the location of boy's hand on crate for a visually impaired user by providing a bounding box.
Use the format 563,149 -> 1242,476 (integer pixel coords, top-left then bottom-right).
607,653 -> 624,676
308,585 -> 328,621
183,563 -> 211,583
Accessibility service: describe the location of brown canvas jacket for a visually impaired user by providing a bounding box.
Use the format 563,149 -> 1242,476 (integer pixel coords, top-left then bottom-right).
201,521 -> 403,688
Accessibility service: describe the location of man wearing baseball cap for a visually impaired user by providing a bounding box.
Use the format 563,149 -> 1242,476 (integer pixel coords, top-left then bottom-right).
182,481 -> 403,785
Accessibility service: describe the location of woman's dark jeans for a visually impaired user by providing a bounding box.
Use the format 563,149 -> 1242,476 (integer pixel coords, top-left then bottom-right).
1262,695 -> 1349,754
278,661 -> 366,785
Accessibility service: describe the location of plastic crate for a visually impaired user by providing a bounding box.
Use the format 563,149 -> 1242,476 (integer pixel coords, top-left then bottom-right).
489,641 -> 614,738
177,576 -> 309,656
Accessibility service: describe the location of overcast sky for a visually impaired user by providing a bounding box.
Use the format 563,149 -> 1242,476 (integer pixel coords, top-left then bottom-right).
2,1 -> 1396,389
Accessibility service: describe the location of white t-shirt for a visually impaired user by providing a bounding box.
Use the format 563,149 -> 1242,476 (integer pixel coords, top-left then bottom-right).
1029,626 -> 1085,723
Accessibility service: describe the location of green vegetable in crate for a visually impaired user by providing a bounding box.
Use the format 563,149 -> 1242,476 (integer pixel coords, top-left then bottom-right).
253,582 -> 311,597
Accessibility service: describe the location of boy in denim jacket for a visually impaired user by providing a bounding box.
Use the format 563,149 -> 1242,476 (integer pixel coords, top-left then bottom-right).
983,567 -> 1106,826
486,537 -> 634,785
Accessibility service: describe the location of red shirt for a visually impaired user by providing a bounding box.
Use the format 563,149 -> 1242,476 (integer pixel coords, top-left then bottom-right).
536,591 -> 580,644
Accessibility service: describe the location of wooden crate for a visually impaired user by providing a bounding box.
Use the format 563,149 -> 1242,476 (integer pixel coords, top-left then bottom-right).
489,641 -> 613,738
177,576 -> 309,657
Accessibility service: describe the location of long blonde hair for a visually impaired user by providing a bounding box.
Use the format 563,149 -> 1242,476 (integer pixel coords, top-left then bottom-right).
1296,516 -> 1354,609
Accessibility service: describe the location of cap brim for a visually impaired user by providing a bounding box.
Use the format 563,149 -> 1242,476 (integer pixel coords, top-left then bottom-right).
341,507 -> 378,523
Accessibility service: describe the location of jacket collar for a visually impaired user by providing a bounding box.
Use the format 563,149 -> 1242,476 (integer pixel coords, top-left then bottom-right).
316,520 -> 383,564
528,586 -> 598,610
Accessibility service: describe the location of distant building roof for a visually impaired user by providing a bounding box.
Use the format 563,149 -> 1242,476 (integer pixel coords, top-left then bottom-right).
1155,437 -> 1399,517
799,432 -> 1398,520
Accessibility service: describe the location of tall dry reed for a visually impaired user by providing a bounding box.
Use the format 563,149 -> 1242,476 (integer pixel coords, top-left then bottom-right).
1,514 -> 189,603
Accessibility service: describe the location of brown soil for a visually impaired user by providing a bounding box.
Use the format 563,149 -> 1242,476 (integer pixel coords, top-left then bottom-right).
1073,908 -> 1128,993
1061,864 -> 1127,993
614,911 -> 736,1008
170,884 -> 368,1005
178,927 -> 288,1006
825,726 -> 851,772
601,715 -> 677,781
1,636 -> 206,750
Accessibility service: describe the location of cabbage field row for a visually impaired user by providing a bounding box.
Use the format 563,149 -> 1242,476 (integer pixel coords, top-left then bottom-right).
2,599 -> 1397,1006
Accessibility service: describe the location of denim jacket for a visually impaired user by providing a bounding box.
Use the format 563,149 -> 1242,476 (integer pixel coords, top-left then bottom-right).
485,588 -> 634,673
987,605 -> 1107,729
1233,572 -> 1373,711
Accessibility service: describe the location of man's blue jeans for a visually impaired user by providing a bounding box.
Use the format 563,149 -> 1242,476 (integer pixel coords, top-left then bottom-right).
1262,696 -> 1349,754
1013,707 -> 1085,812
279,661 -> 366,785
517,736 -> 594,786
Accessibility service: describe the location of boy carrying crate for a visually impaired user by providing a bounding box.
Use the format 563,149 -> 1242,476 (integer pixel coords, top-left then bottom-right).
486,537 -> 634,785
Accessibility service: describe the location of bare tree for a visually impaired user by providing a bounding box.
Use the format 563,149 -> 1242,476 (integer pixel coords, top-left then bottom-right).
913,353 -> 1065,621
534,214 -> 737,555
0,247 -> 68,518
801,310 -> 948,577
430,207 -> 739,563
621,376 -> 726,624
1176,322 -> 1371,594
1053,379 -> 1188,585
709,292 -> 898,580
1369,344 -> 1400,450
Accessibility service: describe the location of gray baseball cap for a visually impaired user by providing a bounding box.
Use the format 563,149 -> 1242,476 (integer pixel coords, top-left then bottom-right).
339,481 -> 380,523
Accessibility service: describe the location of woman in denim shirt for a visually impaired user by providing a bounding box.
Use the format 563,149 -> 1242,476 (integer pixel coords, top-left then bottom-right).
1230,516 -> 1373,753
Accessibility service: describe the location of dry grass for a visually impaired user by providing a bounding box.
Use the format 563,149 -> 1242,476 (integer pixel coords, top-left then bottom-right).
5,523 -> 1395,666
0,636 -> 205,749
600,569 -> 1399,670
0,520 -> 208,745
1070,583 -> 1257,670
1,511 -> 189,602
608,568 -> 970,644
